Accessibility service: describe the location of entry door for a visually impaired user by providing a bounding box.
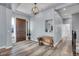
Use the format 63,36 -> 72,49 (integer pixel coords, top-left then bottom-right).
16,18 -> 26,42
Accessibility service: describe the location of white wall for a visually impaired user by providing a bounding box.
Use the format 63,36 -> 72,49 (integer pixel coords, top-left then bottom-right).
0,5 -> 12,48
0,6 -> 6,48
62,24 -> 71,40
62,18 -> 72,40
30,8 -> 63,45
6,8 -> 13,47
53,11 -> 62,45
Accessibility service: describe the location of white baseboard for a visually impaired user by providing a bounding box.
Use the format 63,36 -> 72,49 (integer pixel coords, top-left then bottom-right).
0,46 -> 6,49
6,46 -> 12,49
0,46 -> 12,49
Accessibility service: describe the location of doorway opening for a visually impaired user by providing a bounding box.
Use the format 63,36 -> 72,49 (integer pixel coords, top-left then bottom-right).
11,17 -> 28,43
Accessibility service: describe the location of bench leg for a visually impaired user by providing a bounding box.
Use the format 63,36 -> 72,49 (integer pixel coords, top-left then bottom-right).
39,41 -> 43,46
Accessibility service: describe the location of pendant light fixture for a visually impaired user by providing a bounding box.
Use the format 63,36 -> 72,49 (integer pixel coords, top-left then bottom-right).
32,3 -> 39,15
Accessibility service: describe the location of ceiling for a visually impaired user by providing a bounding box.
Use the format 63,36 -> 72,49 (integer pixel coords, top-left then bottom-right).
15,3 -> 65,16
58,3 -> 79,18
0,3 -> 79,18
14,3 -> 79,18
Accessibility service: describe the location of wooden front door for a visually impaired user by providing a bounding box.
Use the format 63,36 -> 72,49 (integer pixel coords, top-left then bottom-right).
16,18 -> 26,42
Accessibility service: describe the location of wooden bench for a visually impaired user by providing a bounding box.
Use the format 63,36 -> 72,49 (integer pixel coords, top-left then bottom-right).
38,36 -> 54,47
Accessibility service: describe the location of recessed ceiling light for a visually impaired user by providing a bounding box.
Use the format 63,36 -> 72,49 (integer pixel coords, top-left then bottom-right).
63,8 -> 66,10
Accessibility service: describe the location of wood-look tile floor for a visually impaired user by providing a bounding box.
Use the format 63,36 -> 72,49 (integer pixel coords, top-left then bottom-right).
0,40 -> 73,56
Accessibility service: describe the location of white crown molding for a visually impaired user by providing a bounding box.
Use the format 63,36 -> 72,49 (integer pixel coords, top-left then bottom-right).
55,3 -> 77,10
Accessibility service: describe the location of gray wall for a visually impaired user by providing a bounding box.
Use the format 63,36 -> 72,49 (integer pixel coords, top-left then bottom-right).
30,8 -> 62,45
72,13 -> 79,40
0,6 -> 6,47
0,5 -> 12,48
63,18 -> 72,24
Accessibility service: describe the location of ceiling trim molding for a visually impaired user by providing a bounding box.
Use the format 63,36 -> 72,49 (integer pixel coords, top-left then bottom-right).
55,3 -> 78,10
